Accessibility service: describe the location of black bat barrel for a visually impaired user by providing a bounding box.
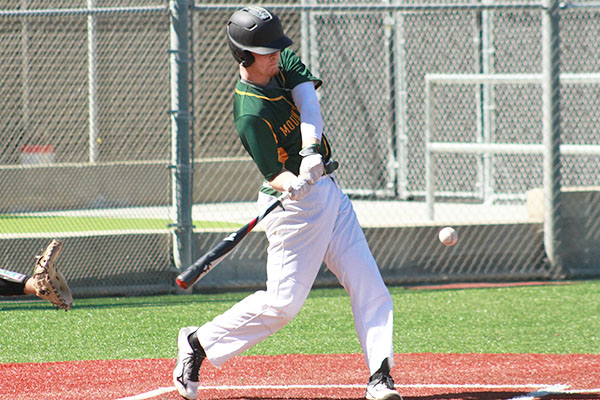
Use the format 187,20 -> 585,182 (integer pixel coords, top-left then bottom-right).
175,222 -> 254,289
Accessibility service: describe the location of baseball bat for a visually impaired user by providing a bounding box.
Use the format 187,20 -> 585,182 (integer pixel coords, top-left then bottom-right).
175,193 -> 288,290
176,161 -> 338,290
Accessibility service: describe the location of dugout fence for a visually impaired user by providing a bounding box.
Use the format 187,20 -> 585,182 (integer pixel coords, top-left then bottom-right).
0,1 -> 599,298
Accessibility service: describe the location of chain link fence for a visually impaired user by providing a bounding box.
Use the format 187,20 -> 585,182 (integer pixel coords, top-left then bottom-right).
1,1 -> 599,298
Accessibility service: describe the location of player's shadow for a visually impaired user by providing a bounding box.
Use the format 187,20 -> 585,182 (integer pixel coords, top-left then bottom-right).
403,392 -> 600,400
223,392 -> 600,400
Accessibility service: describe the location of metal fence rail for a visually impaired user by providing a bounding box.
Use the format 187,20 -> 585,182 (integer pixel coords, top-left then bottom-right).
0,1 -> 599,298
424,72 -> 600,217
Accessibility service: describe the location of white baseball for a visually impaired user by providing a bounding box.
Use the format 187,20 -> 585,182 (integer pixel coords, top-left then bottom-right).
438,227 -> 458,247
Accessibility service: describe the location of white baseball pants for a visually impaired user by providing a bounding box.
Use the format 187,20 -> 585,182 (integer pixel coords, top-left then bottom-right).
196,176 -> 394,375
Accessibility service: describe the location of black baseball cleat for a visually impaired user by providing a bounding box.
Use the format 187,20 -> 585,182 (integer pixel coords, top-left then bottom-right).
365,372 -> 403,400
173,327 -> 206,400
365,358 -> 402,400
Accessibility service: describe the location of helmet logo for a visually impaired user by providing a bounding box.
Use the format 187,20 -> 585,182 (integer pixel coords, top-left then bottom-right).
243,6 -> 273,22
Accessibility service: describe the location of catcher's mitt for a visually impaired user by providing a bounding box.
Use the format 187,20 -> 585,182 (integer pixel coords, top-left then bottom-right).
32,239 -> 73,311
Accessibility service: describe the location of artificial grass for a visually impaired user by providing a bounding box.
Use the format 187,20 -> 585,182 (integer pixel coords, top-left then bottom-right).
0,280 -> 599,363
0,215 -> 240,233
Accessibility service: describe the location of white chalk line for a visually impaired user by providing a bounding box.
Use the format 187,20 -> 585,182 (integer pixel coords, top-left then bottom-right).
115,383 -> 600,400
116,387 -> 176,400
507,384 -> 570,399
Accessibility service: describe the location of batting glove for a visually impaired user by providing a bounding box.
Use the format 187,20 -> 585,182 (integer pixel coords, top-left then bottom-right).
283,175 -> 311,200
299,144 -> 324,184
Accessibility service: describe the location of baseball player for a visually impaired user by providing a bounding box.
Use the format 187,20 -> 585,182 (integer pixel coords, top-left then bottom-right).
0,269 -> 40,297
0,239 -> 72,310
173,6 -> 401,400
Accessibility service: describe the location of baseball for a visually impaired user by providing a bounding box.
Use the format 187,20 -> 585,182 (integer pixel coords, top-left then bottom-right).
438,227 -> 458,247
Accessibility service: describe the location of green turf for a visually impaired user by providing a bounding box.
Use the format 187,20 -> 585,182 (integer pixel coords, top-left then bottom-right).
0,215 -> 240,233
0,281 -> 599,363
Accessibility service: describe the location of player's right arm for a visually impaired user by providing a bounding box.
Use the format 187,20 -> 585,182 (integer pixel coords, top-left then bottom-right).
237,115 -> 282,180
237,115 -> 310,199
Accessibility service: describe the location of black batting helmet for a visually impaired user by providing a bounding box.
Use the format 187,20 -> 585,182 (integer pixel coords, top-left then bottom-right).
226,6 -> 293,67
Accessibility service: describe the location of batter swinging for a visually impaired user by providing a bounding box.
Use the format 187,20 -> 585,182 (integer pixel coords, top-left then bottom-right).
173,6 -> 402,400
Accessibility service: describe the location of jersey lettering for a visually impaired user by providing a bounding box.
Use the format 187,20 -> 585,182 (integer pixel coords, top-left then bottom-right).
278,108 -> 300,137
277,147 -> 289,164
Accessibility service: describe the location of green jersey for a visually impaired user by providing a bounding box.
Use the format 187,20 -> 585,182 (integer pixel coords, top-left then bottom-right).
233,49 -> 332,187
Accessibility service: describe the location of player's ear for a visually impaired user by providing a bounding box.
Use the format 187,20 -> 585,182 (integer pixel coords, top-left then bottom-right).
227,39 -> 255,67
240,51 -> 254,67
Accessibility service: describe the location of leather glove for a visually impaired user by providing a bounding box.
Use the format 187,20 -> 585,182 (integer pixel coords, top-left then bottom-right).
31,239 -> 73,311
299,145 -> 324,184
283,175 -> 311,200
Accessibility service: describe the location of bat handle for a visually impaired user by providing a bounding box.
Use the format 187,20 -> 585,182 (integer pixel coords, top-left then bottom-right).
280,191 -> 291,201
276,191 -> 291,211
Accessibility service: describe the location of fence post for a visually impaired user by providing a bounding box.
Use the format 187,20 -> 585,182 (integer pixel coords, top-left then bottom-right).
541,0 -> 563,273
87,0 -> 98,163
425,76 -> 434,220
169,0 -> 193,276
480,0 -> 495,204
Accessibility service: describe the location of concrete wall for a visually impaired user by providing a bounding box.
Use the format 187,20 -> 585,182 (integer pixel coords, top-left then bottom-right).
0,221 -> 551,298
0,159 -> 263,212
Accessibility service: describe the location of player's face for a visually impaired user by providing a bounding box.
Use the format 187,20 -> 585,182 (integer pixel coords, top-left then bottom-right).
251,51 -> 281,80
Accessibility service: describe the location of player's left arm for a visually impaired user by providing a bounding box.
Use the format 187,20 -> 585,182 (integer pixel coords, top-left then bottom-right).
292,82 -> 325,184
282,48 -> 326,183
292,81 -> 323,148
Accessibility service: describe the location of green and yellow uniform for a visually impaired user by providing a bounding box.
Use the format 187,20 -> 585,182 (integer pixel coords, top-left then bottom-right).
233,48 -> 332,194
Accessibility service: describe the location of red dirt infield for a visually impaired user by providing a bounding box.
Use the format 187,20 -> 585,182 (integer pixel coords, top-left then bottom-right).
1,353 -> 599,400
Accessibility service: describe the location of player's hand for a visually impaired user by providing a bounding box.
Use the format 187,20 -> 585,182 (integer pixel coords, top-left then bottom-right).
283,175 -> 311,200
299,145 -> 324,184
300,154 -> 324,184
